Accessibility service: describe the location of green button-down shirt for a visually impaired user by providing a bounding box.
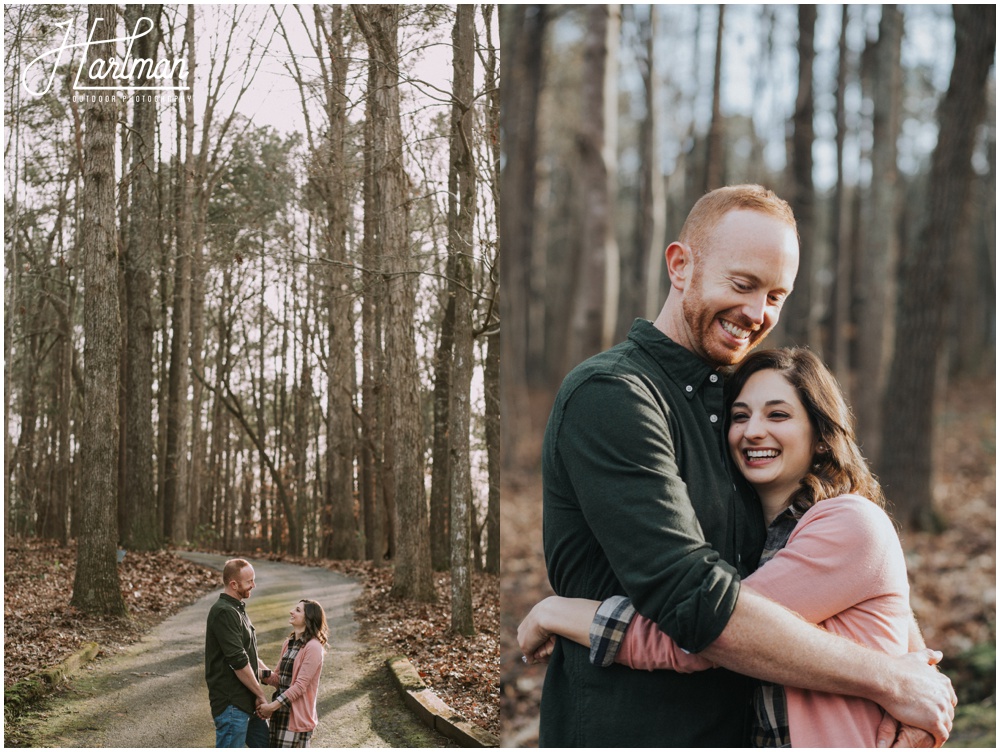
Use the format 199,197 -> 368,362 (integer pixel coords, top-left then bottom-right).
205,593 -> 260,718
541,319 -> 765,747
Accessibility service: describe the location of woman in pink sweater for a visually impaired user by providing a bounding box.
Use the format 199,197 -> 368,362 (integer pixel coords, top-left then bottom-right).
520,348 -> 923,747
257,600 -> 327,747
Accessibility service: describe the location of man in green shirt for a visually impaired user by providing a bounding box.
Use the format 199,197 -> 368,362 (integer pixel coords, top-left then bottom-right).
205,558 -> 270,747
539,185 -> 956,746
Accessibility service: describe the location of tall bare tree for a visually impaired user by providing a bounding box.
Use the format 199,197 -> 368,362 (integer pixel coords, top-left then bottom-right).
638,6 -> 666,325
566,4 -> 620,371
360,65 -> 386,563
880,5 -> 995,529
122,3 -> 162,551
448,3 -> 477,635
429,255 -> 455,572
704,4 -> 726,193
72,5 -> 127,616
316,5 -> 359,559
854,5 -> 903,460
482,3 -> 501,576
163,5 -> 196,543
499,5 -> 547,472
355,4 -> 435,601
828,5 -> 852,385
782,4 -> 817,349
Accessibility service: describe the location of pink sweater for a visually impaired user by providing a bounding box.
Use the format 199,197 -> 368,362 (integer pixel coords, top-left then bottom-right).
265,637 -> 325,732
618,494 -> 911,748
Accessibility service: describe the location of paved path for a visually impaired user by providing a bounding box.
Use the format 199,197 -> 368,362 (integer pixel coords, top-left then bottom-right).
21,553 -> 452,747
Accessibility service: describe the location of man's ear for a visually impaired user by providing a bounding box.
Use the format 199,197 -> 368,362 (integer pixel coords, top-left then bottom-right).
665,242 -> 692,291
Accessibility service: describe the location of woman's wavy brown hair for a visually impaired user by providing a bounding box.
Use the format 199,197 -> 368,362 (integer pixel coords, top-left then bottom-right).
294,599 -> 329,647
724,347 -> 885,513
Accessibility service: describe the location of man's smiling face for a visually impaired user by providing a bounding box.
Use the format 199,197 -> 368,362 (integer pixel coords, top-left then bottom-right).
679,210 -> 799,367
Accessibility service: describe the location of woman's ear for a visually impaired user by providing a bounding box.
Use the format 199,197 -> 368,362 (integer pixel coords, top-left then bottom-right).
665,242 -> 692,291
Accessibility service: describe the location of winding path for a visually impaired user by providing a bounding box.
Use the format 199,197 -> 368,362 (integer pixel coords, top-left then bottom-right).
22,553 -> 452,747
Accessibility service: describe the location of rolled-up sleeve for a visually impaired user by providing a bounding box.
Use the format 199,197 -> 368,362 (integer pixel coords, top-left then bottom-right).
555,374 -> 740,652
589,595 -> 636,667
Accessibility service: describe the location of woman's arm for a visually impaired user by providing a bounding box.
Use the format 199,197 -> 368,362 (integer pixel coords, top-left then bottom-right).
274,641 -> 323,706
518,595 -> 714,672
521,497 -> 904,673
618,496 -> 908,672
518,596 -> 599,660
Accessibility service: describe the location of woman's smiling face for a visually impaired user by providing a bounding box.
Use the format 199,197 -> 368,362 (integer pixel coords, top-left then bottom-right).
290,602 -> 306,631
728,368 -> 818,507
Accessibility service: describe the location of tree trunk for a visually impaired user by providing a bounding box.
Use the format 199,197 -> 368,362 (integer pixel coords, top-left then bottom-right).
429,284 -> 454,572
828,5 -> 852,387
71,4 -> 127,616
55,267 -> 74,545
704,5 -> 726,193
316,5 -> 359,560
498,5 -> 547,472
156,158 -> 171,538
188,241 -> 207,544
355,5 -> 434,601
854,5 -> 903,462
448,3 -> 477,635
164,6 -> 196,544
639,6 -> 666,325
880,5 -> 995,529
360,50 -> 385,564
293,305 -> 311,558
781,4 -> 817,349
566,4 -> 620,371
482,4 -> 501,576
122,3 -> 162,552
207,266 -> 235,546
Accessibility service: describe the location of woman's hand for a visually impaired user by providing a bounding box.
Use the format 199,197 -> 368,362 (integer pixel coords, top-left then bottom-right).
256,700 -> 279,720
518,596 -> 602,663
517,597 -> 556,663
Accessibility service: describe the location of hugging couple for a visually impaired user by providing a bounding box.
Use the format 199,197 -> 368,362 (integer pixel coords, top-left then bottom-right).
517,185 -> 957,748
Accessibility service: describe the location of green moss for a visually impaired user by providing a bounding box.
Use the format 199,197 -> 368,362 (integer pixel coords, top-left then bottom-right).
943,639 -> 996,706
948,699 -> 996,747
961,641 -> 996,676
386,655 -> 427,692
5,676 -> 47,709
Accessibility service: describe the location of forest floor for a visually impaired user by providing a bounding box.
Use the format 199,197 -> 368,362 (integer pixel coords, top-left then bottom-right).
500,377 -> 996,748
3,544 -> 499,741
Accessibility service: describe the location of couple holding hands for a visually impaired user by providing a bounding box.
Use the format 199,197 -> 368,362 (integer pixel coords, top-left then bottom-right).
205,559 -> 327,748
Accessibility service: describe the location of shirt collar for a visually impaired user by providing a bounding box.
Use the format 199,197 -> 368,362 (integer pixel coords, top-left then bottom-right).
220,593 -> 245,609
626,318 -> 722,399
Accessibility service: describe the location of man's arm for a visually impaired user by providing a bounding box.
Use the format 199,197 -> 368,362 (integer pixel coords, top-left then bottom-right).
554,375 -> 742,651
211,610 -> 266,704
702,590 -> 955,745
872,615 -> 937,748
232,663 -> 266,705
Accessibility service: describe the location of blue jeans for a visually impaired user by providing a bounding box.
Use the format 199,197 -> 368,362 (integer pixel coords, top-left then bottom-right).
213,705 -> 269,748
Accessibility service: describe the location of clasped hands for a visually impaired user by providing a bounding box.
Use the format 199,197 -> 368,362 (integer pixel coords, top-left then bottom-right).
255,696 -> 279,720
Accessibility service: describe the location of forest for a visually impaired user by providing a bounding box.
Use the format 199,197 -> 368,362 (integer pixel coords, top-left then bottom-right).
5,3 -> 500,633
500,4 -> 995,746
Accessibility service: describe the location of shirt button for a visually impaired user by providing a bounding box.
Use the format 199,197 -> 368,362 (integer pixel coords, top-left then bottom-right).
709,374 -> 719,383
710,414 -> 718,423
685,385 -> 693,393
